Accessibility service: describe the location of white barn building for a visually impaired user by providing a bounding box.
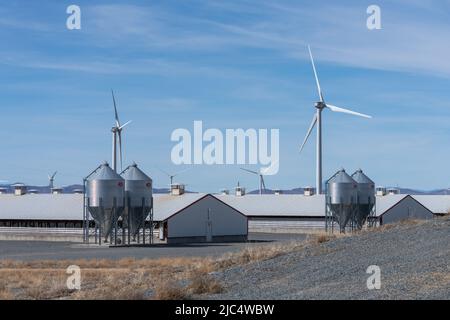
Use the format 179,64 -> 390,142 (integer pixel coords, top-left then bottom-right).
0,191 -> 448,241
0,192 -> 248,243
216,194 -> 326,233
374,195 -> 435,225
154,193 -> 248,244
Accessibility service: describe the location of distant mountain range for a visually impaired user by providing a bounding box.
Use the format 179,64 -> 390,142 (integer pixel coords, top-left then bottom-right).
246,187 -> 450,195
0,184 -> 448,195
0,184 -> 85,194
0,184 -> 174,194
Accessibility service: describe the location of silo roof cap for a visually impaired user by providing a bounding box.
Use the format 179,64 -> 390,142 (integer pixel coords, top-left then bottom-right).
121,163 -> 152,181
328,169 -> 356,184
351,169 -> 375,184
88,163 -> 124,181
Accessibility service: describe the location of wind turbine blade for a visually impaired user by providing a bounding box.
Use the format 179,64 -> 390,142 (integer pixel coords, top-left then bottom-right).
119,120 -> 132,130
308,45 -> 324,102
260,160 -> 279,175
158,168 -> 171,177
240,168 -> 259,175
325,104 -> 372,119
300,114 -> 317,153
173,167 -> 192,177
261,176 -> 266,192
111,89 -> 120,127
118,131 -> 123,171
52,171 -> 57,179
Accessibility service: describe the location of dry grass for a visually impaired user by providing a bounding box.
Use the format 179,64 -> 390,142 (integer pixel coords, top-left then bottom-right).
363,218 -> 426,234
398,218 -> 427,226
25,276 -> 72,300
0,242 -> 306,300
214,241 -> 311,270
316,234 -> 332,244
310,231 -> 350,244
71,270 -> 149,300
317,234 -> 329,243
0,280 -> 14,300
187,271 -> 223,295
153,280 -> 190,300
2,219 -> 428,300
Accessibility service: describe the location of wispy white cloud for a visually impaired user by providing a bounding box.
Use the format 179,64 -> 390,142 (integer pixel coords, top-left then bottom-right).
73,1 -> 450,78
4,2 -> 449,78
0,7 -> 52,32
0,53 -> 235,78
1,1 -> 449,189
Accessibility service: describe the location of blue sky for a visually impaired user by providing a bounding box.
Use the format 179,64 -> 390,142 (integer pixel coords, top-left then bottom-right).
0,0 -> 449,191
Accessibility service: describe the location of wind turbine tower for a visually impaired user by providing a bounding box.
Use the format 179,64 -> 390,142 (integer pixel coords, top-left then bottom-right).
300,46 -> 372,194
159,168 -> 192,186
240,167 -> 269,195
111,90 -> 132,172
48,171 -> 57,189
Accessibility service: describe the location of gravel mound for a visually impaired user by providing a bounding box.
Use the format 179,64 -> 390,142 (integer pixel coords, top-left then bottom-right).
207,217 -> 450,300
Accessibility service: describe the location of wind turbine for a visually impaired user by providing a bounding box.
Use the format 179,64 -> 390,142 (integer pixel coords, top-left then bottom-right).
48,171 -> 57,189
240,167 -> 270,195
111,90 -> 132,172
159,167 -> 192,186
300,45 -> 372,194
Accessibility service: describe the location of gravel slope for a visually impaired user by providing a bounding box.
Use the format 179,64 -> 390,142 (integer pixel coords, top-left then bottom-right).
207,217 -> 450,300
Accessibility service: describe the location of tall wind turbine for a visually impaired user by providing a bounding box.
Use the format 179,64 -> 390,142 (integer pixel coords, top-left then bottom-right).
48,171 -> 57,189
240,167 -> 269,195
159,167 -> 192,186
300,45 -> 372,194
111,90 -> 132,172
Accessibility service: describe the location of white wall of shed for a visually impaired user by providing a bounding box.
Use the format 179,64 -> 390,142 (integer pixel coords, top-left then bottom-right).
167,195 -> 247,238
381,197 -> 434,224
249,217 -> 325,233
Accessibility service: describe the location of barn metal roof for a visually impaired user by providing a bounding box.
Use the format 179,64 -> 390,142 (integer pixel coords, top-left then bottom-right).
0,194 -> 327,220
153,193 -> 208,221
374,195 -> 450,216
0,194 -> 84,220
412,195 -> 450,215
0,193 -> 212,221
374,195 -> 408,217
0,193 -> 448,221
216,194 -> 326,217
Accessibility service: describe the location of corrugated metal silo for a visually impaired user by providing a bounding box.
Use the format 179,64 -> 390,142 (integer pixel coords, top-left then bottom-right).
326,169 -> 358,232
87,162 -> 125,242
352,169 -> 375,228
121,163 -> 153,240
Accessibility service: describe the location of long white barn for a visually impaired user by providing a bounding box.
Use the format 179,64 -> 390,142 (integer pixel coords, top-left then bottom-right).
0,193 -> 448,237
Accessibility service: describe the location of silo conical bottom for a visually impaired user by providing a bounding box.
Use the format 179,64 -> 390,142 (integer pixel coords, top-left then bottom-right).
329,204 -> 355,232
88,206 -> 123,241
122,207 -> 151,238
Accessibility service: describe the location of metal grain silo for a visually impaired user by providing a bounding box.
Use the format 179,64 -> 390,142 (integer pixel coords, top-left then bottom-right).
351,169 -> 375,228
326,169 -> 358,232
87,162 -> 125,242
121,163 -> 153,240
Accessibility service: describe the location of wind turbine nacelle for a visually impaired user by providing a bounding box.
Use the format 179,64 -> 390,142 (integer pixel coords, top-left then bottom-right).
315,102 -> 325,109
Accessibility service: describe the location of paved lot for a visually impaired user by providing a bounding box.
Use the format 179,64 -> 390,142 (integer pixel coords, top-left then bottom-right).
0,233 -> 307,261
